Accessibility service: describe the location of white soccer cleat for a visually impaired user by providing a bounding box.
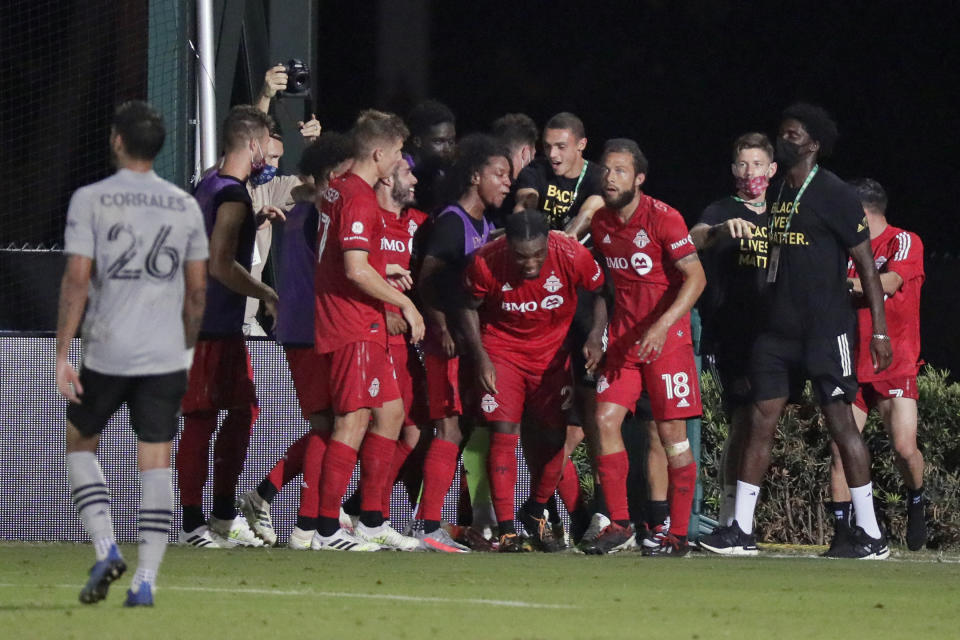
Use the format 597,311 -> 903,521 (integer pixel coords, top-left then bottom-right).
208,515 -> 265,547
238,490 -> 277,546
287,526 -> 315,550
311,527 -> 382,552
581,513 -> 611,544
354,522 -> 421,551
178,525 -> 228,548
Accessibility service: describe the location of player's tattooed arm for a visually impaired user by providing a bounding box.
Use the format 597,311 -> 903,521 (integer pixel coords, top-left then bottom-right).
583,288 -> 609,374
636,253 -> 705,362
514,188 -> 540,213
563,195 -> 605,240
182,259 -> 207,349
418,255 -> 457,356
55,255 -> 93,403
849,239 -> 892,372
459,295 -> 497,394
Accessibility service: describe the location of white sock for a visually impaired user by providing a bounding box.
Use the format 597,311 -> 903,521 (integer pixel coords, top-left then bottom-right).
136,468 -> 173,587
68,452 -> 116,560
734,481 -> 760,534
849,483 -> 882,538
719,483 -> 737,526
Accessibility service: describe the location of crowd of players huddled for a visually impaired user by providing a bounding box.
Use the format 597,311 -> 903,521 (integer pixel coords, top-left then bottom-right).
57,68 -> 927,605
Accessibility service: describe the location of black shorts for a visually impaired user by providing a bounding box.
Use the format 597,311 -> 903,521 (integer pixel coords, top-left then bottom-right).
748,330 -> 857,406
66,368 -> 188,443
707,340 -> 753,411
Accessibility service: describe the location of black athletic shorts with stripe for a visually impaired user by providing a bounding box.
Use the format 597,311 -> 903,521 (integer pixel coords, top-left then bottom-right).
747,327 -> 858,406
66,367 -> 188,443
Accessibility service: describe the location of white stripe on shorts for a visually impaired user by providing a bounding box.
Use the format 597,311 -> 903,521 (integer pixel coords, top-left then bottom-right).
838,333 -> 852,378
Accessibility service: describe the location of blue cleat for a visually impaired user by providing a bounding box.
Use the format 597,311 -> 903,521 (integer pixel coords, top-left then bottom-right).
78,546 -> 126,604
124,582 -> 154,607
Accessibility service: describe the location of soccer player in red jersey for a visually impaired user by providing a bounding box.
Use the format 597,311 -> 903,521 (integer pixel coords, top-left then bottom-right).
177,106 -> 284,548
585,139 -> 706,555
412,134 -> 511,552
298,110 -> 425,551
829,178 -> 927,551
460,210 -> 605,551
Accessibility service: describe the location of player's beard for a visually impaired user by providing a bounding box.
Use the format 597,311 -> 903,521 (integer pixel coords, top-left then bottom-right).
603,186 -> 635,210
391,182 -> 415,208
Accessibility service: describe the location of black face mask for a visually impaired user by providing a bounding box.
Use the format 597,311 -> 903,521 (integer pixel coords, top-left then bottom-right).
775,138 -> 805,168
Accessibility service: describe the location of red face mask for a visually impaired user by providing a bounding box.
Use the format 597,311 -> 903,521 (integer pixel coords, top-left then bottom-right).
736,175 -> 769,198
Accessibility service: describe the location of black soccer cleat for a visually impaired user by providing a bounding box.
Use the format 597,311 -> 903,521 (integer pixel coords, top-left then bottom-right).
906,499 -> 927,551
644,533 -> 689,557
698,521 -> 759,556
516,507 -> 563,553
822,521 -> 853,558
580,522 -> 636,555
497,532 -> 530,553
79,547 -> 127,604
823,525 -> 890,560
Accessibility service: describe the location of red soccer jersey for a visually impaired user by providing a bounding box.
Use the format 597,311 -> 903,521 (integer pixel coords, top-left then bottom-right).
465,231 -> 604,372
380,206 -> 429,345
314,172 -> 388,354
591,194 -> 697,363
847,224 -> 924,381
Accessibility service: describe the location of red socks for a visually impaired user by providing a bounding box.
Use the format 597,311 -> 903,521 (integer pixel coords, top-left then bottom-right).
556,457 -> 582,512
296,431 -> 331,519
267,431 -> 310,492
596,450 -> 630,523
417,438 -> 460,522
667,462 -> 697,537
382,440 -> 414,519
317,440 -> 358,519
177,411 -> 218,506
359,432 -> 396,514
532,445 -> 565,504
487,433 -> 520,523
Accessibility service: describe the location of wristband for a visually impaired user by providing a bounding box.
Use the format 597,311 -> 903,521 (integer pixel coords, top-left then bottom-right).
184,347 -> 196,369
872,333 -> 890,341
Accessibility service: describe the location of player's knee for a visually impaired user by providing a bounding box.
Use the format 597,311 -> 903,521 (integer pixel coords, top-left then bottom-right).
892,438 -> 920,463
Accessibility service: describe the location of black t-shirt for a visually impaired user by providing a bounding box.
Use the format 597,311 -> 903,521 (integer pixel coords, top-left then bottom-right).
212,179 -> 256,270
760,167 -> 869,338
413,155 -> 450,215
515,156 -> 604,230
424,208 -> 487,313
697,197 -> 770,352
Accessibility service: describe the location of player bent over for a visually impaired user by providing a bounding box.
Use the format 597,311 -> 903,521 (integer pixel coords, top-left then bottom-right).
828,178 -> 927,551
586,139 -> 706,556
460,211 -> 605,551
299,110 -> 424,551
57,101 -> 208,605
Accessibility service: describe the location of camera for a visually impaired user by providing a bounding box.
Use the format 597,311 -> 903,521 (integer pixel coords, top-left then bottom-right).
281,59 -> 310,97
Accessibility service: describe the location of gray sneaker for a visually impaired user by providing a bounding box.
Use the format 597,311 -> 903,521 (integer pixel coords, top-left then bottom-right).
409,520 -> 470,553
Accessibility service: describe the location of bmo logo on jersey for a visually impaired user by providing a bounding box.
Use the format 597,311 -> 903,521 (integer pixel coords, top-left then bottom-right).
502,301 -> 539,313
381,237 -> 409,254
631,252 -> 653,275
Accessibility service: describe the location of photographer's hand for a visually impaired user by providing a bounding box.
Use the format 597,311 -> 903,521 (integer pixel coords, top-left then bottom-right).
257,64 -> 288,113
298,113 -> 322,142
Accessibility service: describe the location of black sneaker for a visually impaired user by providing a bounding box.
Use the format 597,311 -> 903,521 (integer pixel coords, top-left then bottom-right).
497,532 -> 530,553
698,521 -> 758,556
906,499 -> 927,551
823,525 -> 890,560
580,522 -> 636,555
822,521 -> 853,557
644,533 -> 689,557
516,507 -> 563,552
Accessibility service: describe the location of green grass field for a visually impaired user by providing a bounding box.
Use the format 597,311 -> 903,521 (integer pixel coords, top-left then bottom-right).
1,543 -> 958,639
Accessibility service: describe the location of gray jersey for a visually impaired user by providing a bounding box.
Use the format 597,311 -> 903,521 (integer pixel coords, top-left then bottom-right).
64,169 -> 209,375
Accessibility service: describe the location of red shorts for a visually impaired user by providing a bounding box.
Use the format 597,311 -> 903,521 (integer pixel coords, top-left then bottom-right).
854,375 -> 918,412
479,355 -> 571,428
182,336 -> 257,413
425,352 -> 462,420
390,341 -> 428,427
315,341 -> 401,415
284,346 -> 328,419
596,341 -> 701,421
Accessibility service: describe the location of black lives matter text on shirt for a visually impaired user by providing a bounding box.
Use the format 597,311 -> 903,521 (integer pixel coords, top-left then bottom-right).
697,197 -> 770,351
760,168 -> 869,338
515,157 -> 604,230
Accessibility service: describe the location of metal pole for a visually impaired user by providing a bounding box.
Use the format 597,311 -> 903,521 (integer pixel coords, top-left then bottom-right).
196,0 -> 217,171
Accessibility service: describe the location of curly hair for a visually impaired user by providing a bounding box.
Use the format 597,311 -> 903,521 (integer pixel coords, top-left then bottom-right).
782,102 -> 839,157
441,133 -> 511,202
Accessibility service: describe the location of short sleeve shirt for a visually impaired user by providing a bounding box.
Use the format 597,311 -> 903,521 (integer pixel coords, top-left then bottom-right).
466,232 -> 604,372
64,169 -> 208,375
591,194 -> 696,364
697,197 -> 770,351
761,168 -> 869,338
847,225 -> 924,380
313,172 -> 388,354
381,206 -> 429,345
515,157 -> 604,230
